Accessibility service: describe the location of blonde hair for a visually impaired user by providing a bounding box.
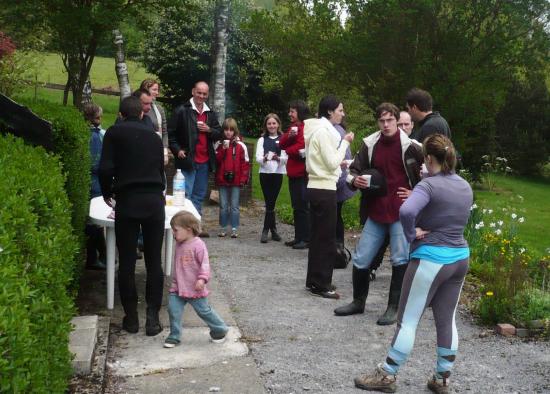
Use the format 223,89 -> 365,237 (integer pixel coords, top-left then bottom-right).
170,211 -> 201,236
140,78 -> 160,92
222,117 -> 240,137
423,134 -> 457,174
262,113 -> 282,137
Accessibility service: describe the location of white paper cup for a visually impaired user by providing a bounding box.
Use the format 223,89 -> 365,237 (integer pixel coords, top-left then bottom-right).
361,174 -> 371,187
266,151 -> 274,160
299,148 -> 305,158
290,126 -> 298,135
223,139 -> 230,148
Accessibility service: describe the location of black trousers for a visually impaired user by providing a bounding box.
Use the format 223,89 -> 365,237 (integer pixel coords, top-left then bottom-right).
260,173 -> 283,230
289,176 -> 310,242
115,192 -> 165,315
306,188 -> 337,291
86,223 -> 106,265
336,201 -> 345,244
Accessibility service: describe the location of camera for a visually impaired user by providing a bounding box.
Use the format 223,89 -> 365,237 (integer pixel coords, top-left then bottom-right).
224,171 -> 235,182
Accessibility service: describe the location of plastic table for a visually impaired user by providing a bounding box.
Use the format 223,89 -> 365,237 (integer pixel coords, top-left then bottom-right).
88,196 -> 200,309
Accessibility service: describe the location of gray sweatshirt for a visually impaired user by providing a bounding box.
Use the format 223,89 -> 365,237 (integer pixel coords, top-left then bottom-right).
399,172 -> 473,251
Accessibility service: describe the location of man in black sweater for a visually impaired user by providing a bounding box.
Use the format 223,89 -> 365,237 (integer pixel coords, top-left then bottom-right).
405,88 -> 451,143
99,96 -> 165,336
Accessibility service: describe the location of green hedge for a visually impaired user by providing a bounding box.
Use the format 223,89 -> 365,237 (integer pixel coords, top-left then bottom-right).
15,98 -> 90,281
0,134 -> 76,393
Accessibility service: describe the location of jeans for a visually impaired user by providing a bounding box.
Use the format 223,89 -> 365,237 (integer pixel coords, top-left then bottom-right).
218,186 -> 240,230
167,293 -> 228,341
182,161 -> 209,215
353,218 -> 409,269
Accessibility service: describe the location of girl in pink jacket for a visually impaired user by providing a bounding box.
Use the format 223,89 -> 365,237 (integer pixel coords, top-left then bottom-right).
164,211 -> 228,348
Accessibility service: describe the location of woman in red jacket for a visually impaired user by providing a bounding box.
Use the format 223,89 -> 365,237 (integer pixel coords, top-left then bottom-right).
278,100 -> 312,249
215,118 -> 250,238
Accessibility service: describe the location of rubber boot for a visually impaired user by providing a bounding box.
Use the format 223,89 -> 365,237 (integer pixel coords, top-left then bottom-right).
376,264 -> 408,325
334,266 -> 371,316
145,306 -> 162,336
261,229 -> 269,243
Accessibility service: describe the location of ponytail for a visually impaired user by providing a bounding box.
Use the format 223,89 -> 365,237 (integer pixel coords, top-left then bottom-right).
423,134 -> 456,174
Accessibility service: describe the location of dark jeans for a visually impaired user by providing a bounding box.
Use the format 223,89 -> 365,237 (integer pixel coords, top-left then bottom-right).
288,176 -> 310,242
260,173 -> 283,230
306,188 -> 337,291
115,193 -> 165,315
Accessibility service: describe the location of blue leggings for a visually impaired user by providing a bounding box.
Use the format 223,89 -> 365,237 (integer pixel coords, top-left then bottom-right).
382,258 -> 469,378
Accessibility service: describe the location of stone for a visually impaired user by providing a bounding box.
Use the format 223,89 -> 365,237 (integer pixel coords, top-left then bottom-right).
529,320 -> 545,329
495,323 -> 515,336
515,328 -> 529,338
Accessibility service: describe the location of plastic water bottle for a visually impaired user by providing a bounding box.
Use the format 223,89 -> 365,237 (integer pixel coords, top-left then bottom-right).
173,169 -> 185,206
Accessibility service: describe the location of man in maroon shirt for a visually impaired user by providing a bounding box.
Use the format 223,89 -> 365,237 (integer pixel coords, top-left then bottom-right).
334,103 -> 423,325
168,81 -> 222,230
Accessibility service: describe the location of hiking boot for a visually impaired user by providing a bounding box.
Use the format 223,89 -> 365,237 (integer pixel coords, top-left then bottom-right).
145,308 -> 162,337
210,329 -> 228,343
122,314 -> 139,334
354,364 -> 397,392
218,230 -> 227,237
270,228 -> 282,241
260,229 -> 269,243
231,229 -> 239,238
427,375 -> 450,394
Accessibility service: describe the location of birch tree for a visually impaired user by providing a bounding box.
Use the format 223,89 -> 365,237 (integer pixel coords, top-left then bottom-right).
113,29 -> 132,101
209,0 -> 231,123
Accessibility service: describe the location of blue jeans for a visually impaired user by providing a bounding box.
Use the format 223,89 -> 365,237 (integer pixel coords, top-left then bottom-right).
218,186 -> 240,230
353,218 -> 409,269
182,162 -> 209,215
167,293 -> 228,342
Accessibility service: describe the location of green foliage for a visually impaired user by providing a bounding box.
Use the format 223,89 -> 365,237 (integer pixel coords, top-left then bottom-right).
0,134 -> 76,393
479,155 -> 513,191
15,97 -> 91,283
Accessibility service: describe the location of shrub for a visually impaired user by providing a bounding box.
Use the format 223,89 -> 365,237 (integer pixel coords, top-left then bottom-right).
0,134 -> 76,392
14,97 -> 90,283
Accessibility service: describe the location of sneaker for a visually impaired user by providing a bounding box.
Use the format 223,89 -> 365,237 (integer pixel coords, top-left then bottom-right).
230,229 -> 238,238
210,330 -> 228,343
309,287 -> 340,299
218,231 -> 227,237
163,337 -> 180,348
354,364 -> 397,392
427,375 -> 450,394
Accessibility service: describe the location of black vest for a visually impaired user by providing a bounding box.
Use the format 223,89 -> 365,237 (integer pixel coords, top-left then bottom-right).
263,135 -> 281,156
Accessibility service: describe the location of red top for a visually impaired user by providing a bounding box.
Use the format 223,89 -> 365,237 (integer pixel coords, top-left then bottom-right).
367,132 -> 409,223
194,111 -> 209,163
215,139 -> 250,186
278,122 -> 306,178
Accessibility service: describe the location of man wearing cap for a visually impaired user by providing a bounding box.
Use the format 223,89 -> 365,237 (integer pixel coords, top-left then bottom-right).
334,103 -> 423,326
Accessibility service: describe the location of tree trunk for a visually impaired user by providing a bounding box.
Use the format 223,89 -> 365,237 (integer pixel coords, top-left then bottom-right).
113,29 -> 132,101
210,0 -> 230,124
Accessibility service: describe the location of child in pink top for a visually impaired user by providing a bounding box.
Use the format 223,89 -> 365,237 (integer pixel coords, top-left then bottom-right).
164,211 -> 228,348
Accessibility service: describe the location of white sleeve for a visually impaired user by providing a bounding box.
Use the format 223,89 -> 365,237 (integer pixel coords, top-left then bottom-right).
255,137 -> 265,164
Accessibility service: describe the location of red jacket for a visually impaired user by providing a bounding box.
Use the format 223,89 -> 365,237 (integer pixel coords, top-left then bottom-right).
215,138 -> 250,187
279,122 -> 306,178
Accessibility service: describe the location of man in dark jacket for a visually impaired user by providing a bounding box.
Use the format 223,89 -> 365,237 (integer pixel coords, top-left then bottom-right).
406,87 -> 451,143
168,81 -> 222,219
99,96 -> 165,336
334,103 -> 423,325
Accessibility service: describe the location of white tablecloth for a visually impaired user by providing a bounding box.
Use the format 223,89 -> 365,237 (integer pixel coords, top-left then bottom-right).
89,196 -> 200,309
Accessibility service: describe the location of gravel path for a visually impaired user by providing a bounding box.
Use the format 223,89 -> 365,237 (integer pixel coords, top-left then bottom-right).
201,202 -> 549,394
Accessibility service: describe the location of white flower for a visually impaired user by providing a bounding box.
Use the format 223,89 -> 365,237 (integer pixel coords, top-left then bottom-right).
497,220 -> 504,226
475,221 -> 485,230
488,209 -> 493,214
517,195 -> 524,201
511,213 -> 517,219
518,217 -> 525,223
482,209 -> 487,214
519,248 -> 526,254
490,222 -> 496,228
470,203 -> 478,210
495,229 -> 502,235
502,208 -> 508,212
505,166 -> 512,173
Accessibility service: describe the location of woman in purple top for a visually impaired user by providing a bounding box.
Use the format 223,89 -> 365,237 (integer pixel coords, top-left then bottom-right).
354,134 -> 473,394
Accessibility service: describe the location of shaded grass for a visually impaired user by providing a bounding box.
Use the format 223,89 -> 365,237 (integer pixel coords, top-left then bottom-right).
26,51 -> 155,90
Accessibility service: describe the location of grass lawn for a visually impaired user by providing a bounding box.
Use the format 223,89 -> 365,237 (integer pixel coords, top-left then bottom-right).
474,175 -> 550,256
26,51 -> 155,90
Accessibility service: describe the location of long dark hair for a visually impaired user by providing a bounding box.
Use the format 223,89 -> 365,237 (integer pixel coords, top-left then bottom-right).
288,100 -> 312,122
317,95 -> 342,119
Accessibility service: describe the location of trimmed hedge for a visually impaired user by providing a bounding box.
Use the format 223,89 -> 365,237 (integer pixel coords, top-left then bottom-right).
15,98 -> 90,281
0,134 -> 76,393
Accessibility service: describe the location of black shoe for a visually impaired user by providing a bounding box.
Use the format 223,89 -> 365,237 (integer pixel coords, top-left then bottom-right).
309,287 -> 340,299
122,315 -> 139,333
285,239 -> 297,247
271,229 -> 282,242
261,229 -> 269,243
307,284 -> 337,291
86,260 -> 106,271
292,241 -> 309,250
145,308 -> 162,336
199,231 -> 210,238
